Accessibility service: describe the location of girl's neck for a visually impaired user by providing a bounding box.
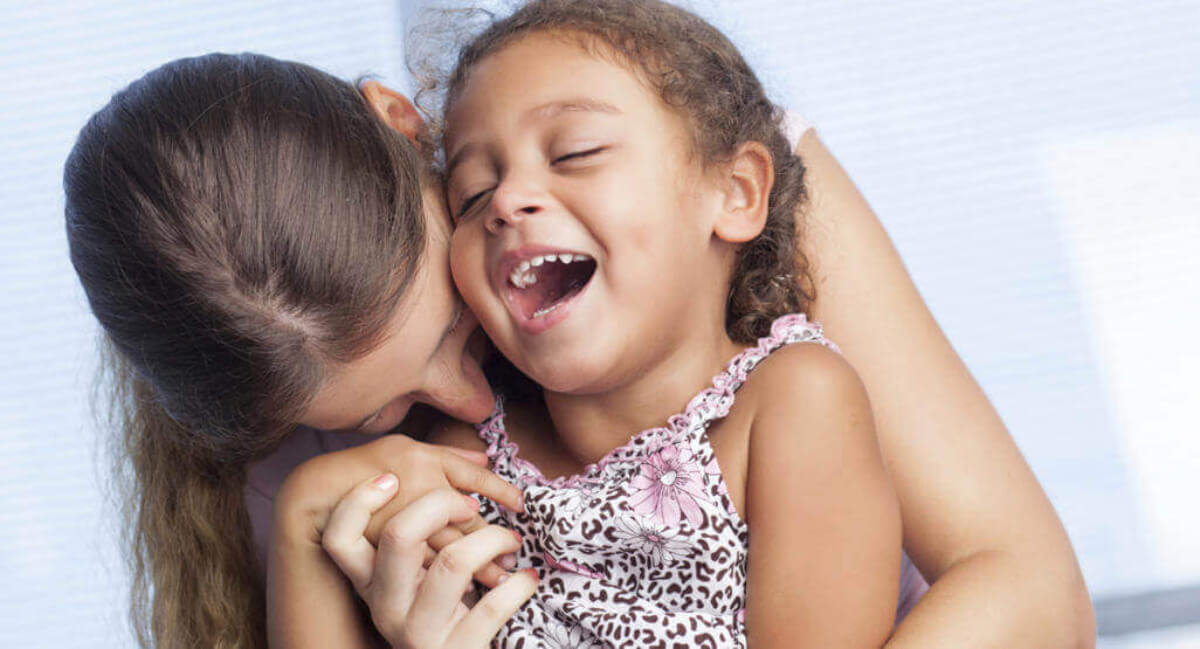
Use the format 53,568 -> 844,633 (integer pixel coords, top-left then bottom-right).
540,320 -> 743,468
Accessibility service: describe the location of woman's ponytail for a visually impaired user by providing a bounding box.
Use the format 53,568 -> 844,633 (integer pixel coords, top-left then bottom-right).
106,344 -> 264,649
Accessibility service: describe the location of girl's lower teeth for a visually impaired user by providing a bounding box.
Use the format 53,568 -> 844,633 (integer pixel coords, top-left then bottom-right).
533,302 -> 561,318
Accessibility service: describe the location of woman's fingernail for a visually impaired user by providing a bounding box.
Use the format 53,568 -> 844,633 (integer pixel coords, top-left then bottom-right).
463,494 -> 480,510
497,573 -> 509,584
509,529 -> 522,544
373,473 -> 397,490
499,553 -> 518,570
523,568 -> 539,580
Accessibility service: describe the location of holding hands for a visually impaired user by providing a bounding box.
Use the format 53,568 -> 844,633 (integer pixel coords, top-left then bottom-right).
269,435 -> 536,648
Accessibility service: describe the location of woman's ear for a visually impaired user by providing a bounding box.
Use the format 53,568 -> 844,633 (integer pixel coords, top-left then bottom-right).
360,80 -> 425,145
713,141 -> 774,243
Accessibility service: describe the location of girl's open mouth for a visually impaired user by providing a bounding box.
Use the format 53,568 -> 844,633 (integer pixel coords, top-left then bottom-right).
502,251 -> 597,330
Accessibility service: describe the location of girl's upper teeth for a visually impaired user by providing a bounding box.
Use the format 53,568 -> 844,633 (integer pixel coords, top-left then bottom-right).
508,252 -> 591,288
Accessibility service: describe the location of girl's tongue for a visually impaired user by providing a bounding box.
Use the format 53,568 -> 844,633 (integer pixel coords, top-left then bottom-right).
507,254 -> 596,320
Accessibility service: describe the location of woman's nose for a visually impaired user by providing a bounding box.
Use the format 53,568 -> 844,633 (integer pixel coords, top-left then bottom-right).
420,351 -> 496,423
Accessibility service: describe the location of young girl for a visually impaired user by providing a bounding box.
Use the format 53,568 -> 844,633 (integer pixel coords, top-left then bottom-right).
423,1 -> 902,646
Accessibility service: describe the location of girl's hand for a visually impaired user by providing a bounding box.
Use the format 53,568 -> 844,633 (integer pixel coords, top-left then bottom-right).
274,433 -> 523,587
324,476 -> 538,648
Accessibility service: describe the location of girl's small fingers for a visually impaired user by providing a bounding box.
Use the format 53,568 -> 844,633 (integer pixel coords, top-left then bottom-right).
428,525 -> 514,589
322,473 -> 399,590
370,490 -> 481,615
447,569 -> 539,647
409,525 -> 523,626
441,453 -> 524,513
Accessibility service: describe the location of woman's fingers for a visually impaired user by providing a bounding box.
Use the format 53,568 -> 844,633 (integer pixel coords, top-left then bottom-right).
407,525 -> 524,629
446,568 -> 539,647
441,450 -> 524,513
440,446 -> 491,466
322,472 -> 400,591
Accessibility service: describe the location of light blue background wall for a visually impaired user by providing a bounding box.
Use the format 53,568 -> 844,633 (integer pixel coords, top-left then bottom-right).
1,1 -> 1196,646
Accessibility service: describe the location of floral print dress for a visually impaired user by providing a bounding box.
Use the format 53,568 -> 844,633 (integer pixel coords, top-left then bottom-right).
474,314 -> 924,648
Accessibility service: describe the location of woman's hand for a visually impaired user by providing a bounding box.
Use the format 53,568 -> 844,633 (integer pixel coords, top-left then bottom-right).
273,433 -> 522,586
267,434 -> 528,648
323,476 -> 538,648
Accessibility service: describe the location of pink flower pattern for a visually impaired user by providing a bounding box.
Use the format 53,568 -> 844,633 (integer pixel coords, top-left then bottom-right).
628,440 -> 708,528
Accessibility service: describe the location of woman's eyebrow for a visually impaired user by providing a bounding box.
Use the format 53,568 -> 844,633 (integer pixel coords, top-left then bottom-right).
340,302 -> 462,433
427,299 -> 464,365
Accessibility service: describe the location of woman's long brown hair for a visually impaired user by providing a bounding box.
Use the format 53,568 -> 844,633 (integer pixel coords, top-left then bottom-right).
65,53 -> 430,648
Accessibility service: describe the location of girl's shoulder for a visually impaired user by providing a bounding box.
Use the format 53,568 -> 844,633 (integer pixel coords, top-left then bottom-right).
740,339 -> 862,409
733,336 -> 874,464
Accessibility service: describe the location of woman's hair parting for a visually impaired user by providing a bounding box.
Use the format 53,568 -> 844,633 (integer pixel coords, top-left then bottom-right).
64,53 -> 428,649
418,0 -> 814,342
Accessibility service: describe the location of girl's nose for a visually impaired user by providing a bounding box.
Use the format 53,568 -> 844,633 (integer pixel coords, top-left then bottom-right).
486,179 -> 546,235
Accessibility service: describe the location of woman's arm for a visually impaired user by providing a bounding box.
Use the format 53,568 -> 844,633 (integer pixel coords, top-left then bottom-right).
796,130 -> 1095,647
746,344 -> 901,648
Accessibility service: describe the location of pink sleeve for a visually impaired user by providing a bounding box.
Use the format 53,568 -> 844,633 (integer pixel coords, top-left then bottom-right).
895,552 -> 930,625
244,427 -> 382,577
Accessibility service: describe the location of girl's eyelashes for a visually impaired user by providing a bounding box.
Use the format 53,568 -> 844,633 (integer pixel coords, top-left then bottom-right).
456,188 -> 492,220
552,146 -> 606,165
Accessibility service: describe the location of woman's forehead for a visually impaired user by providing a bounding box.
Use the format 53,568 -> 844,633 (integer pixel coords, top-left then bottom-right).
299,249 -> 451,431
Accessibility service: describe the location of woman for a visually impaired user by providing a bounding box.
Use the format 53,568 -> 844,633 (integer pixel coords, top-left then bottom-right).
65,54 -> 1093,649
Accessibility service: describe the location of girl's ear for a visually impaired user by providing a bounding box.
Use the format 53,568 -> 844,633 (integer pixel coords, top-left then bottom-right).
713,141 -> 774,243
360,80 -> 425,145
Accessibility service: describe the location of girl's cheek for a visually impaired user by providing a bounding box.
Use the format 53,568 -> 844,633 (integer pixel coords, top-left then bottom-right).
449,231 -> 487,297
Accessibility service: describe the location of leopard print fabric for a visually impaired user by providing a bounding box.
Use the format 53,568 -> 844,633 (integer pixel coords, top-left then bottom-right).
474,314 -> 835,648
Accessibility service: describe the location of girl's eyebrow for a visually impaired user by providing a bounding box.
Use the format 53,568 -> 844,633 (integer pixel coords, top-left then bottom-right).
527,98 -> 622,121
445,99 -> 621,178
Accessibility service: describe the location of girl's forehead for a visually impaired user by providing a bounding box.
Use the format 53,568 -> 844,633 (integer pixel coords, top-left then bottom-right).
445,32 -> 664,137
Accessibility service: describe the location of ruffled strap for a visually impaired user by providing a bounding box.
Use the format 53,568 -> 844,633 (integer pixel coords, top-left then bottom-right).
671,313 -> 837,433
475,398 -> 541,486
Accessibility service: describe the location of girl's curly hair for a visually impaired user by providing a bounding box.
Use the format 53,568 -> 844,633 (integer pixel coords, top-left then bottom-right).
414,0 -> 815,343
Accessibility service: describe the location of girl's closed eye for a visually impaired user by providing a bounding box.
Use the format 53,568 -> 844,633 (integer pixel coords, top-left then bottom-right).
552,145 -> 606,165
456,187 -> 492,220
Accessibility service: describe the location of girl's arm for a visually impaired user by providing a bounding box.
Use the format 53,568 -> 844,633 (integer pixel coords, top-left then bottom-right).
745,343 -> 901,648
796,130 -> 1096,647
